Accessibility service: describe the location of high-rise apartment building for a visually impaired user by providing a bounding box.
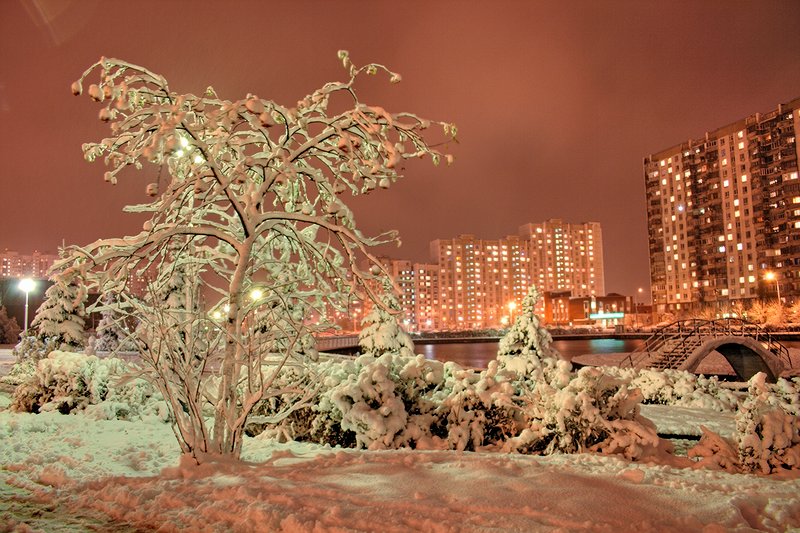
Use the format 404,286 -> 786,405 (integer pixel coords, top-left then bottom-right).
644,97 -> 800,314
428,220 -> 604,330
0,250 -> 58,279
520,220 -> 604,297
374,258 -> 441,330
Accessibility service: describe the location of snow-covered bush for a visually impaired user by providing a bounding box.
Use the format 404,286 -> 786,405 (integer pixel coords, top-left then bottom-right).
496,358 -> 655,459
259,354 -> 449,450
606,367 -> 738,412
687,373 -> 800,474
736,373 -> 800,474
11,351 -> 163,420
688,428 -> 740,472
358,281 -> 415,359
5,335 -> 60,386
255,285 -> 659,460
256,352 -> 658,460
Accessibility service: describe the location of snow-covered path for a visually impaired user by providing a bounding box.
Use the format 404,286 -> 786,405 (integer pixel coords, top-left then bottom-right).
2,401 -> 799,532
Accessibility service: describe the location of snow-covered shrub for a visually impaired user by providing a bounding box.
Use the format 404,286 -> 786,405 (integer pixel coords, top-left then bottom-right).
11,351 -> 162,420
499,360 -> 654,459
688,427 -> 740,472
254,352 -> 661,459
358,282 -> 415,359
255,287 -> 660,460
687,374 -> 800,474
736,373 -> 800,474
5,335 -> 60,386
309,354 -> 448,450
606,367 -> 738,412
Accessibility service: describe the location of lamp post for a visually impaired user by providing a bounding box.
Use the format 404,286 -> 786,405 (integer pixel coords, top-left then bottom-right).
764,271 -> 781,303
508,301 -> 517,324
18,278 -> 36,335
636,287 -> 643,330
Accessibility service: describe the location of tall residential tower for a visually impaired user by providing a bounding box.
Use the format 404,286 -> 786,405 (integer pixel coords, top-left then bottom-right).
644,97 -> 800,314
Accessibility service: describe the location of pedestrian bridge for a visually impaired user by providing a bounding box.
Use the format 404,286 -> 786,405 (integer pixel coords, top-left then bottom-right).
622,318 -> 792,381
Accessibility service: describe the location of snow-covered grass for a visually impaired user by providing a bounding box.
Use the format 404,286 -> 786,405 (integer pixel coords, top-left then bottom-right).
2,391 -> 800,532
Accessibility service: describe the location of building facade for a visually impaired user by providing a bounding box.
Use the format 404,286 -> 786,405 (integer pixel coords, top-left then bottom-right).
0,250 -> 58,280
645,97 -> 800,314
390,219 -> 608,331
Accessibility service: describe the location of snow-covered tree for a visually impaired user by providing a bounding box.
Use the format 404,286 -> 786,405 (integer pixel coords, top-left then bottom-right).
93,293 -> 134,353
498,285 -> 555,361
28,271 -> 87,351
65,53 -> 454,462
0,305 -> 21,344
358,280 -> 415,358
787,300 -> 800,326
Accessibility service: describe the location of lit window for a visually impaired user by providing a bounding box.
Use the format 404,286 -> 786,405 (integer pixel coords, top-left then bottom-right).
741,175 -> 748,182
737,243 -> 743,251
737,130 -> 744,139
738,142 -> 744,150
723,179 -> 729,187
719,245 -> 726,253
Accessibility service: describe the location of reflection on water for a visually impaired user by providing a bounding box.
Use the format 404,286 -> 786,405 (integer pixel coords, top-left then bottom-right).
418,338 -> 646,368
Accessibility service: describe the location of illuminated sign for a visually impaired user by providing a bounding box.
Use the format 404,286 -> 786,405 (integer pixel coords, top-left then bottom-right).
589,312 -> 625,319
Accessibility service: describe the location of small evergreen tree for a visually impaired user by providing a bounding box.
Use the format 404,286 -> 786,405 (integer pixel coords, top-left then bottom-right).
359,280 -> 415,358
93,294 -> 134,352
498,285 -> 555,360
29,270 -> 87,351
0,306 -> 21,344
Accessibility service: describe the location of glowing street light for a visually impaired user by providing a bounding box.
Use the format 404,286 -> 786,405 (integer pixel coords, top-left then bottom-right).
18,278 -> 36,334
250,288 -> 264,301
508,301 -> 517,323
764,271 -> 781,303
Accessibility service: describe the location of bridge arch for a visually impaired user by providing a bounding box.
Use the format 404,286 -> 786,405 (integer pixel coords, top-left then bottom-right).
682,336 -> 785,382
625,318 -> 792,381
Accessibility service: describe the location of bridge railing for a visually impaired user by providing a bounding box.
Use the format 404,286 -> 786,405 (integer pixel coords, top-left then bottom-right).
621,318 -> 793,370
315,334 -> 360,352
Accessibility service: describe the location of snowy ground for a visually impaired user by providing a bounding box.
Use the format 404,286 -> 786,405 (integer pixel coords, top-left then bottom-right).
2,389 -> 799,532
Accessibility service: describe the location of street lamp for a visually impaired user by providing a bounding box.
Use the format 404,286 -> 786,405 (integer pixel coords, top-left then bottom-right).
764,271 -> 781,303
18,278 -> 36,335
508,301 -> 517,323
636,287 -> 644,329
